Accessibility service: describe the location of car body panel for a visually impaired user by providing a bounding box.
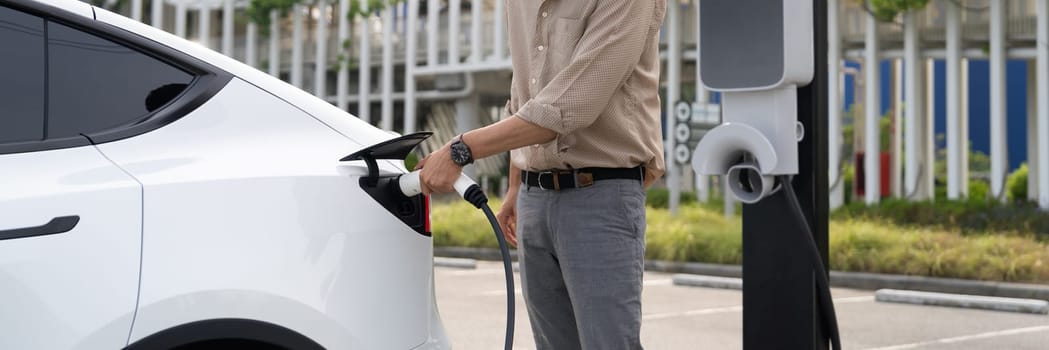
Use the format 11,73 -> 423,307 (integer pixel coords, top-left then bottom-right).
95,79 -> 434,349
0,146 -> 141,350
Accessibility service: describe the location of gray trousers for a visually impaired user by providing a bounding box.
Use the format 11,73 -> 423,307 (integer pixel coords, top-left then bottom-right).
516,179 -> 646,350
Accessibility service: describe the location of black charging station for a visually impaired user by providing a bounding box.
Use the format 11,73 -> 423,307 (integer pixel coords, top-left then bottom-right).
741,1 -> 830,349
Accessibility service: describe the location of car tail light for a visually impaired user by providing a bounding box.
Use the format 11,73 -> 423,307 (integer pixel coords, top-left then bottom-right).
423,195 -> 431,234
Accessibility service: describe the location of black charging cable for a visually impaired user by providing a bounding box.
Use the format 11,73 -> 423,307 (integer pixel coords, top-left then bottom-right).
777,175 -> 842,350
461,185 -> 516,350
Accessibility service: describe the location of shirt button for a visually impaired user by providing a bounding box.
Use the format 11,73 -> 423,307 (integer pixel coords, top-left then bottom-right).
541,11 -> 548,18
537,45 -> 545,51
530,78 -> 537,84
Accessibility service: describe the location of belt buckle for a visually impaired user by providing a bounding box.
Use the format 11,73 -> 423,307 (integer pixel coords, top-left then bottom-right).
537,171 -> 559,190
575,170 -> 594,188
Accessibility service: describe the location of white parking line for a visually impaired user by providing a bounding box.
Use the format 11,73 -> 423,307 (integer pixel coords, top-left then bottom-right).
474,288 -> 524,297
864,325 -> 1049,350
644,279 -> 674,286
643,296 -> 875,321
643,305 -> 744,321
469,279 -> 673,297
441,268 -> 506,276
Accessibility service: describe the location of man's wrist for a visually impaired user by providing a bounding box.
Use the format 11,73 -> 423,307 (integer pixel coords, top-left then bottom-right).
449,134 -> 475,166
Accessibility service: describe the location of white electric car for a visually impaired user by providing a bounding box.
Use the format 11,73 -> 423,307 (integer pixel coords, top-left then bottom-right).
0,0 -> 449,348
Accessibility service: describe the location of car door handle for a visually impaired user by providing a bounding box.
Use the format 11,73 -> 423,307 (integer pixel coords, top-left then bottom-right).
0,216 -> 80,241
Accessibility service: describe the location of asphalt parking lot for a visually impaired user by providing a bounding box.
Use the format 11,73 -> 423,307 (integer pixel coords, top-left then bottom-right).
435,261 -> 1049,350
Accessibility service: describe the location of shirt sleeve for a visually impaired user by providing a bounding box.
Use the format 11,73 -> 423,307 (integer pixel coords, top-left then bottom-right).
515,0 -> 658,135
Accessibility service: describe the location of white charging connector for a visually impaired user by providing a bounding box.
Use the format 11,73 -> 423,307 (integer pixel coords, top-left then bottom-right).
397,170 -> 477,198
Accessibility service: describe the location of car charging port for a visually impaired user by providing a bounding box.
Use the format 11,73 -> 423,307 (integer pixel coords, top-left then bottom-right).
341,132 -> 435,236
357,176 -> 429,236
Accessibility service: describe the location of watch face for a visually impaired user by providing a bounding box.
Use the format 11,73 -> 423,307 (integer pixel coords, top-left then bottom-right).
451,142 -> 472,165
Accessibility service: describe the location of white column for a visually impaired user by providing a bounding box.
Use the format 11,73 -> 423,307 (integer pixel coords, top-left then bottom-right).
315,1 -> 329,98
448,0 -> 461,65
426,0 -> 437,66
925,59 -> 937,200
358,0 -> 372,123
892,60 -> 903,197
864,13 -> 880,204
946,1 -> 964,199
666,0 -> 681,215
1028,60 -> 1040,202
470,0 -> 481,62
291,4 -> 305,88
962,58 -> 970,195
246,23 -> 258,67
828,0 -> 843,208
337,0 -> 350,110
150,0 -> 162,28
1038,0 -> 1049,209
268,10 -> 280,77
381,5 -> 394,131
990,0 -> 1008,201
904,11 -> 924,200
404,0 -> 419,133
492,0 -> 505,61
199,5 -> 211,48
175,3 -> 187,37
693,0 -> 709,203
222,0 -> 233,56
132,0 -> 142,21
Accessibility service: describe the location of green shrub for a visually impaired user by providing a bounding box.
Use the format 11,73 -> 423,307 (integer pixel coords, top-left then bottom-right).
829,219 -> 1048,282
430,198 -> 506,249
1007,163 -> 1029,202
968,179 -> 990,203
833,199 -> 1049,241
432,201 -> 1049,283
842,162 -> 855,204
645,205 -> 742,264
646,188 -> 696,209
868,0 -> 931,22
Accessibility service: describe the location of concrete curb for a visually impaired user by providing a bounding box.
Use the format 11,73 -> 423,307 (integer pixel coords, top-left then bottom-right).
672,274 -> 743,290
433,257 -> 477,269
434,247 -> 1049,301
436,247 -> 519,262
829,271 -> 1049,302
875,289 -> 1049,315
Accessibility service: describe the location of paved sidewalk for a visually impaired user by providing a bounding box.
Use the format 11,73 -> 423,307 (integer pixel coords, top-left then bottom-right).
435,261 -> 1049,350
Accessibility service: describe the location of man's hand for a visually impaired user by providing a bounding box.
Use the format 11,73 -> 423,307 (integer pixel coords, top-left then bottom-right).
495,187 -> 519,247
415,144 -> 465,195
415,120 -> 555,195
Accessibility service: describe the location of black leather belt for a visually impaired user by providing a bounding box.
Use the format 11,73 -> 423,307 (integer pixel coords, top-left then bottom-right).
522,166 -> 644,190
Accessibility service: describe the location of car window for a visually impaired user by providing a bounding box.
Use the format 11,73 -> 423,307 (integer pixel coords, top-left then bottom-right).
0,6 -> 45,143
47,21 -> 194,139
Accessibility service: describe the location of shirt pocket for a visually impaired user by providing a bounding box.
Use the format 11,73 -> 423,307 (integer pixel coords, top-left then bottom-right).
549,18 -> 585,64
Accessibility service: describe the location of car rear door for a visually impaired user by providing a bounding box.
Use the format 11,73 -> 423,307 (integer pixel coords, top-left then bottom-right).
0,148 -> 142,350
0,4 -> 143,348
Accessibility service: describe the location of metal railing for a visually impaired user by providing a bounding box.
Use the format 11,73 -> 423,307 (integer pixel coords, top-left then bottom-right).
839,0 -> 1039,47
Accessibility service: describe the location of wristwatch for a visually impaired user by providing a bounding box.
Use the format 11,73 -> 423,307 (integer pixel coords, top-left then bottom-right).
449,134 -> 474,166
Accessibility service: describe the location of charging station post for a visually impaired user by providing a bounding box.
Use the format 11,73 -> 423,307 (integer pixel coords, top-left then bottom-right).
691,0 -> 831,348
742,1 -> 829,349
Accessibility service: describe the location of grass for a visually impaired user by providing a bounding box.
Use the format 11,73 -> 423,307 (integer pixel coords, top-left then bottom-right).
431,199 -> 1049,284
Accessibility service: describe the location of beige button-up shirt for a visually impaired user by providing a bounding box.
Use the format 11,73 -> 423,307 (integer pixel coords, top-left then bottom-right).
506,0 -> 667,180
